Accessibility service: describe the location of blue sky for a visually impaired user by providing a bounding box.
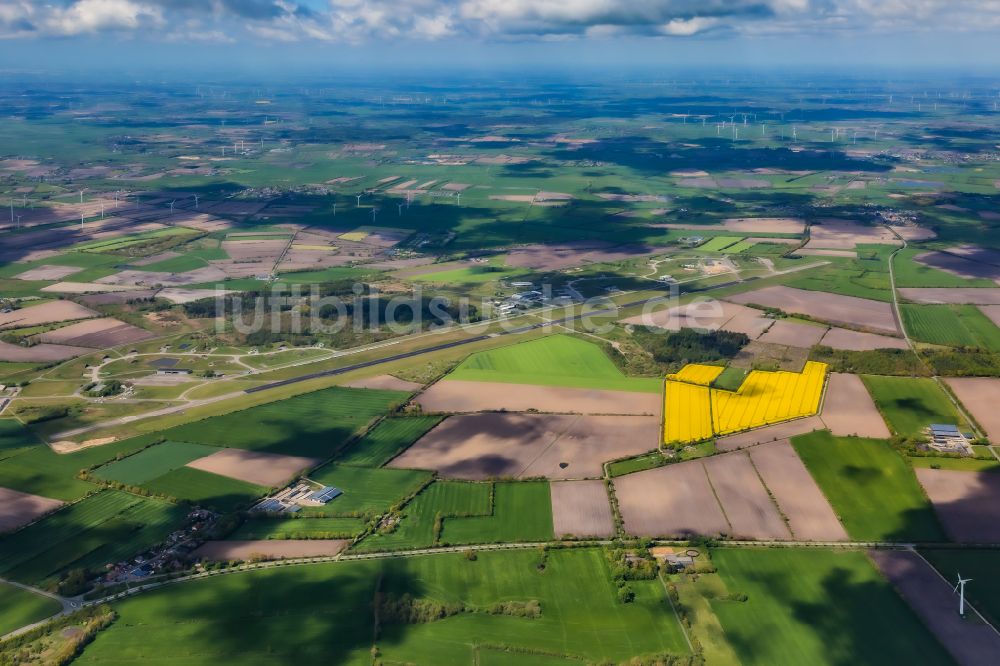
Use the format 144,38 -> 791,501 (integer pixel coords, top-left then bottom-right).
1,1 -> 999,72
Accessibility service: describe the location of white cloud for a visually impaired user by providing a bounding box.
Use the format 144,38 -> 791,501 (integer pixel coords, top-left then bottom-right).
43,0 -> 164,36
1,0 -> 999,42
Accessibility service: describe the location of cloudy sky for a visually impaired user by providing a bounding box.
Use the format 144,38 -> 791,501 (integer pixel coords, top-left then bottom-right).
1,1 -> 998,71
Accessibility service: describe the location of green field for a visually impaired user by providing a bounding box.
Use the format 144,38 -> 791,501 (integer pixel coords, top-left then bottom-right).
441,482 -> 553,545
335,416 -> 443,467
75,548 -> 689,664
307,464 -> 432,516
92,441 -> 217,485
710,548 -> 953,666
699,236 -> 744,252
143,467 -> 268,513
921,549 -> 1000,626
0,490 -> 186,585
862,375 -> 969,437
901,304 -> 1000,351
0,581 -> 62,636
357,480 -> 492,552
229,516 -> 368,540
792,431 -> 946,541
160,386 -> 408,458
0,418 -> 39,460
448,334 -> 661,392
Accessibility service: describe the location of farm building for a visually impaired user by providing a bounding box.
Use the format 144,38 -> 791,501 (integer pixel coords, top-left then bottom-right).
926,424 -> 973,455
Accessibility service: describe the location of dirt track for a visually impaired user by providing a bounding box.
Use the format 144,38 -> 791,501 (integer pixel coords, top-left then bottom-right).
193,539 -> 350,561
415,379 -> 661,416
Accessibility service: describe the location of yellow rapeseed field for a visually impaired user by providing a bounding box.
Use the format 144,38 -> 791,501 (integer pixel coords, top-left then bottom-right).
666,364 -> 723,386
663,381 -> 714,443
663,361 -> 827,444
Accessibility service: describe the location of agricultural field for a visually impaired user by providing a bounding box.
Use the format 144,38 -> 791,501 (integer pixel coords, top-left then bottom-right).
334,416 -> 444,467
0,490 -> 186,586
709,548 -> 954,666
861,375 -> 970,437
663,361 -> 826,444
142,467 -> 268,513
0,582 -> 62,636
900,304 -> 1000,351
91,441 -> 218,485
447,334 -> 661,392
307,464 -> 433,516
159,386 -> 408,458
74,548 -> 689,664
6,62 -> 1000,661
920,549 -> 1000,626
441,482 -> 553,545
229,516 -> 368,540
356,480 -> 492,551
792,431 -> 946,541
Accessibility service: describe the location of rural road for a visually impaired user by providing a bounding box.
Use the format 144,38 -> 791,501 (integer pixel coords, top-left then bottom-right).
0,576 -> 77,642
885,227 -> 981,438
49,259 -> 825,440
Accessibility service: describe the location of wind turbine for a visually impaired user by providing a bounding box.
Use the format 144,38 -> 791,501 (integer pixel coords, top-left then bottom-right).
398,203 -> 403,216
9,198 -> 12,224
194,194 -> 199,209
371,207 -> 377,223
332,202 -> 337,217
954,573 -> 972,617
169,200 -> 176,214
456,192 -> 462,206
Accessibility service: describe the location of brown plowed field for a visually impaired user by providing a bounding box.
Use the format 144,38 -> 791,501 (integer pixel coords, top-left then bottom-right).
13,265 -> 83,281
757,319 -> 828,347
899,288 -> 1000,305
621,299 -> 768,337
614,460 -> 730,537
0,340 -> 92,362
915,251 -> 1000,283
193,539 -> 350,561
715,415 -> 826,452
186,449 -> 320,487
38,318 -> 155,348
748,440 -> 849,540
505,241 -> 659,271
550,480 -> 615,538
943,377 -> 1000,438
344,374 -> 423,392
389,413 -> 657,480
0,486 -> 64,533
870,550 -> 1000,665
727,285 -> 900,334
821,373 -> 890,438
805,220 -> 901,249
415,380 -> 660,416
819,327 -> 909,351
702,452 -> 790,540
0,301 -> 97,330
915,468 -> 1000,543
